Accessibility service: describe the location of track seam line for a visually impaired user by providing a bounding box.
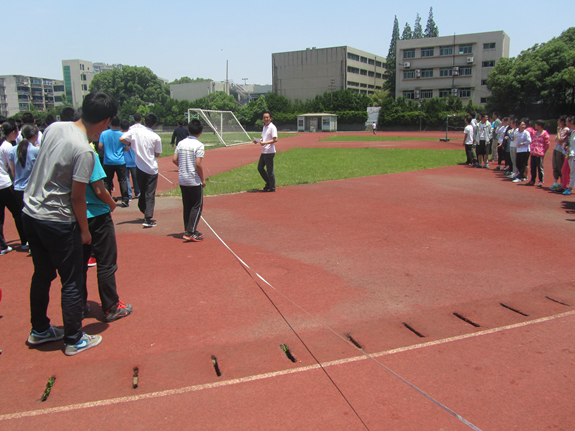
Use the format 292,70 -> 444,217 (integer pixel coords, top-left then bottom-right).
1,309 -> 573,422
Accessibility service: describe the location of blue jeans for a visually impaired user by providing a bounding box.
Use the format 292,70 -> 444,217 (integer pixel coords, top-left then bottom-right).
126,166 -> 139,198
23,214 -> 84,344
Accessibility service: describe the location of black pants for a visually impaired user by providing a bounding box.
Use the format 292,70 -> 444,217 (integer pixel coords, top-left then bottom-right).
497,145 -> 506,166
104,164 -> 129,205
82,213 -> 120,313
136,168 -> 158,219
23,214 -> 84,344
516,152 -> 530,179
180,185 -> 203,235
505,151 -> 513,171
257,153 -> 275,190
0,186 -> 26,249
530,155 -> 544,183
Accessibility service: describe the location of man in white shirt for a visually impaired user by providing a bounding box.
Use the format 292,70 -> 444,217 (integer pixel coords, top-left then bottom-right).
119,112 -> 162,227
463,116 -> 475,166
253,111 -> 278,192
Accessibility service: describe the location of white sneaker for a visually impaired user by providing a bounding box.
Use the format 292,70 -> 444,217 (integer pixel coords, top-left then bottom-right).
65,333 -> 102,356
512,178 -> 522,183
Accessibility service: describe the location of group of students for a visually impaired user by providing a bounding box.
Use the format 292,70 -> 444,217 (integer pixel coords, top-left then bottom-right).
0,89 -> 207,356
463,112 -> 575,189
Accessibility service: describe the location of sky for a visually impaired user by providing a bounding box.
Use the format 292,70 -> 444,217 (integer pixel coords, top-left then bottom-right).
1,0 -> 573,86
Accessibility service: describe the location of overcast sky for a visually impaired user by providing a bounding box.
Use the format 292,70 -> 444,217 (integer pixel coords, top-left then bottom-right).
1,0 -> 572,86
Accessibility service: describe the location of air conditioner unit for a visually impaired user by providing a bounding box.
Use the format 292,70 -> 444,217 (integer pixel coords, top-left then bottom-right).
415,69 -> 421,78
453,66 -> 460,76
404,62 -> 411,68
414,90 -> 420,99
451,88 -> 458,95
467,57 -> 474,63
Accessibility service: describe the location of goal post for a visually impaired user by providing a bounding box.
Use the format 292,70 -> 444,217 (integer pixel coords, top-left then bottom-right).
187,109 -> 253,147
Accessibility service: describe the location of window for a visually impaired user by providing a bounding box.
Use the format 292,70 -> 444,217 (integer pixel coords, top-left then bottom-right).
376,73 -> 382,79
459,44 -> 473,54
439,89 -> 451,98
347,66 -> 359,74
360,69 -> 367,76
360,83 -> 367,88
54,85 -> 64,92
421,68 -> 433,78
439,67 -> 453,77
480,97 -> 487,103
376,61 -> 382,67
360,90 -> 367,94
421,47 -> 434,57
420,90 -> 433,99
18,95 -> 29,100
80,64 -> 85,70
347,53 -> 360,61
459,88 -> 472,97
82,84 -> 88,91
459,66 -> 472,76
481,80 -> 488,86
482,60 -> 495,68
368,59 -> 375,65
31,78 -> 42,85
360,56 -> 368,63
403,49 -> 415,59
440,46 -> 454,56
483,42 -> 496,49
19,103 -> 29,109
349,88 -> 359,94
368,71 -> 375,77
375,86 -> 382,90
347,81 -> 359,87
404,91 -> 415,100
368,85 -> 374,89
403,70 -> 415,79
17,86 -> 29,92
81,74 -> 87,81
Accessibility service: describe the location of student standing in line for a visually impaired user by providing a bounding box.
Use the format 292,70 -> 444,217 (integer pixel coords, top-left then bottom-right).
550,116 -> 570,191
561,117 -> 575,195
494,117 -> 509,171
512,120 -> 532,183
474,113 -> 492,168
463,116 -> 475,165
489,112 -> 501,162
528,120 -> 550,186
121,119 -> 140,200
173,119 -> 205,242
100,116 -> 129,207
9,125 -> 40,209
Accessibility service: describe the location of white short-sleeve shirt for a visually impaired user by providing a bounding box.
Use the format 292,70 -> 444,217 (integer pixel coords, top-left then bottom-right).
261,122 -> 278,154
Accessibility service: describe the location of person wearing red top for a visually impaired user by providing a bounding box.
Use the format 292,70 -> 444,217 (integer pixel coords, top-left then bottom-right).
528,120 -> 551,186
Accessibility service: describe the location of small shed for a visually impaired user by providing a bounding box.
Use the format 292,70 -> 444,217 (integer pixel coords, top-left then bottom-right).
297,113 -> 338,132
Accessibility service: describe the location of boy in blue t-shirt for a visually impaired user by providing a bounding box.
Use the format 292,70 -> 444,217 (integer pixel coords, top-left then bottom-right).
120,119 -> 140,199
82,155 -> 132,322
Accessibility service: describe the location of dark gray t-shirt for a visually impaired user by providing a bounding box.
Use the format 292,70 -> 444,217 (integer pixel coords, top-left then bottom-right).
23,122 -> 95,223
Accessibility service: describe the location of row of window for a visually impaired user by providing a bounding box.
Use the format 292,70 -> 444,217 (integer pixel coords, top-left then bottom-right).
349,89 -> 375,95
347,66 -> 382,79
347,53 -> 383,68
347,81 -> 379,89
403,42 -> 496,59
403,62 -> 495,80
403,88 -> 473,99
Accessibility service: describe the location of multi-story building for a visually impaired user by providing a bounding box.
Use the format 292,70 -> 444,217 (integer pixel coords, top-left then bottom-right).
62,60 -> 123,108
395,31 -> 510,106
272,46 -> 386,102
0,75 -> 65,117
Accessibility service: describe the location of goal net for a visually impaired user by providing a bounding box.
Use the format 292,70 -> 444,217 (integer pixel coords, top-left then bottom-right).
187,109 -> 252,146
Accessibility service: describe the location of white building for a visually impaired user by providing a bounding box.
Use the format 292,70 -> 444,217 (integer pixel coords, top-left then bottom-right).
395,31 -> 510,106
62,60 -> 123,108
0,75 -> 65,117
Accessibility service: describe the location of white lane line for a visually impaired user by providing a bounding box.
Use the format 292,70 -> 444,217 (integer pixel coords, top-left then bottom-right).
2,309 -> 573,422
159,173 -> 173,184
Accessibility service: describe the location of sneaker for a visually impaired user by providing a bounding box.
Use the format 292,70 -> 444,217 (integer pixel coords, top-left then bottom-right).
1,246 -> 13,255
527,181 -> 535,186
104,301 -> 133,322
537,183 -> 544,187
484,164 -> 489,168
563,189 -> 572,195
88,257 -> 97,267
21,244 -> 30,251
495,166 -> 501,171
521,178 -> 528,182
27,325 -> 65,345
143,219 -> 157,228
550,184 -> 560,190
512,178 -> 522,183
134,193 -> 141,199
119,202 -> 129,208
64,333 -> 102,356
183,232 -> 203,242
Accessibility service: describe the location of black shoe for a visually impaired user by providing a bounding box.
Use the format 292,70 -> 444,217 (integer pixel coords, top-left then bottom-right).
104,301 -> 133,322
263,188 -> 275,192
183,232 -> 203,242
119,202 -> 129,208
143,219 -> 157,227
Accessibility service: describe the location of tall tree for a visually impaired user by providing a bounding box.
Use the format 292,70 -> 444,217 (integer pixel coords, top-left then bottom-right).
384,16 -> 400,96
170,76 -> 212,84
401,22 -> 413,40
424,7 -> 439,38
413,13 -> 423,39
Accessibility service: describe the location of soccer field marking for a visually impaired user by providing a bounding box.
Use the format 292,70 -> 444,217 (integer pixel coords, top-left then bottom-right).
158,172 -> 173,184
1,310 -> 573,422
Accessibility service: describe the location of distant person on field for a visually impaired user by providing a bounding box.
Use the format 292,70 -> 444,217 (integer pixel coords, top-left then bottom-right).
16,112 -> 42,146
489,112 -> 501,162
121,119 -> 139,200
171,119 -> 189,149
9,125 -> 40,209
528,119 -> 550,186
473,112 -> 492,168
82,146 -> 133,322
494,117 -> 509,171
22,91 -> 118,356
561,116 -> 575,195
372,122 -> 377,135
463,116 -> 474,166
550,116 -> 570,191
254,111 -> 277,192
99,116 -> 129,207
511,120 -> 532,183
173,119 -> 205,242
119,112 -> 162,227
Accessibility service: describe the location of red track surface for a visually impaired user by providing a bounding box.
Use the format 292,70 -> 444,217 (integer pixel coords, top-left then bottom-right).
1,131 -> 573,430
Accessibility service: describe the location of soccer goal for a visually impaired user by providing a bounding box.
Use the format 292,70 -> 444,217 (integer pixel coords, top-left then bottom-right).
187,109 -> 252,147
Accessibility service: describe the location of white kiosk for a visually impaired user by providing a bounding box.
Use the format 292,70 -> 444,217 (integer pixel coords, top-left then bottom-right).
297,113 -> 338,132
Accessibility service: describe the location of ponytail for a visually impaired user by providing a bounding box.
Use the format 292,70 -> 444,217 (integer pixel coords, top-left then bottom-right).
18,125 -> 39,167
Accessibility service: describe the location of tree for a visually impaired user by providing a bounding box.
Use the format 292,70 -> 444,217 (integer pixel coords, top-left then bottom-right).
486,27 -> 575,117
424,7 -> 439,38
371,89 -> 391,106
384,16 -> 400,96
401,22 -> 412,40
413,13 -> 423,39
89,65 -> 169,109
170,76 -> 212,84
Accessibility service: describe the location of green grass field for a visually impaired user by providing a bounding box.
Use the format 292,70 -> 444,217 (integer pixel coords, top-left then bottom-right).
319,135 -> 439,142
164,147 -> 462,197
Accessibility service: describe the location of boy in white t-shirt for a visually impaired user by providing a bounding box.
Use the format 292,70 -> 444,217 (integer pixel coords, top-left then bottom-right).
463,116 -> 474,166
172,119 -> 205,242
254,111 -> 278,192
